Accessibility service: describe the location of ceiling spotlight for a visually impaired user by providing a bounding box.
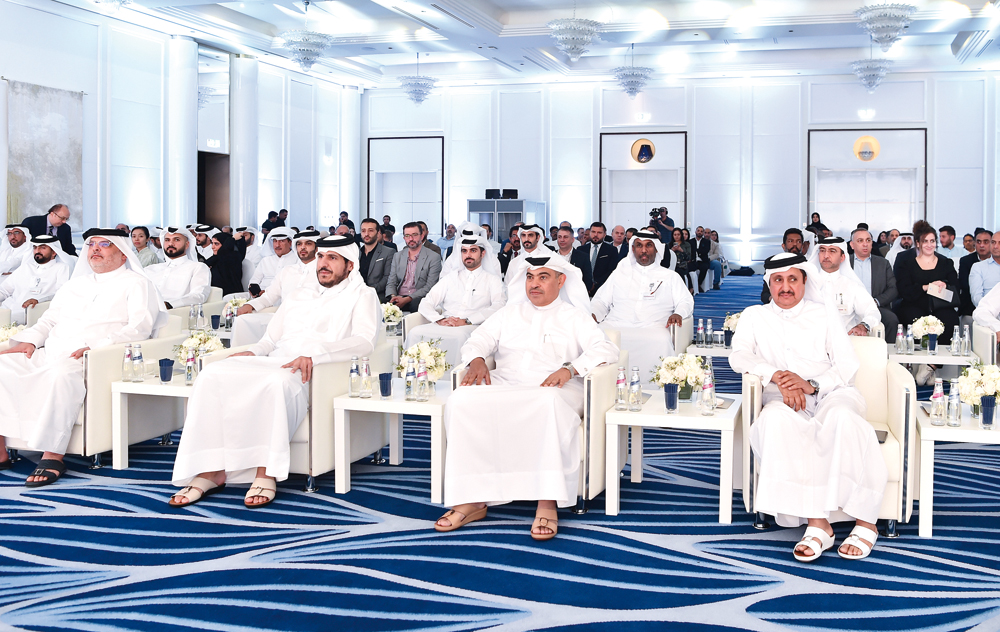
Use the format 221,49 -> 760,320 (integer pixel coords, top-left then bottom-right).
854,4 -> 915,52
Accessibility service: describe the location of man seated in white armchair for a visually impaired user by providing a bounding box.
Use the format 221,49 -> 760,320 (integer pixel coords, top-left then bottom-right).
808,236 -> 881,337
0,234 -> 74,324
168,235 -> 379,509
143,227 -> 212,310
973,282 -> 1000,341
0,229 -> 166,487
435,254 -> 618,540
591,229 -> 692,381
232,230 -> 320,347
730,252 -> 887,562
406,231 -> 506,367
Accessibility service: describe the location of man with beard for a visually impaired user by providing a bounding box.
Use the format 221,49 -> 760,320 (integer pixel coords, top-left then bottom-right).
0,225 -> 30,275
358,218 -> 394,302
0,235 -> 73,324
144,227 -> 212,309
761,228 -> 808,303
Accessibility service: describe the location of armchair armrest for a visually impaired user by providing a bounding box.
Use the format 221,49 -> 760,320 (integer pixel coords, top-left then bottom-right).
0,308 -> 10,327
740,372 -> 763,513
886,361 -> 917,523
973,323 -> 995,365
868,323 -> 885,340
669,317 -> 694,353
402,312 -> 430,342
201,345 -> 254,368
582,362 -> 618,500
451,356 -> 496,389
26,300 -> 51,328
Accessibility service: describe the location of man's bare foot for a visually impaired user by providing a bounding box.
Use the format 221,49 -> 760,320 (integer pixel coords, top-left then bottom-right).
170,470 -> 226,506
794,518 -> 833,559
839,520 -> 877,557
26,452 -> 64,484
436,502 -> 487,528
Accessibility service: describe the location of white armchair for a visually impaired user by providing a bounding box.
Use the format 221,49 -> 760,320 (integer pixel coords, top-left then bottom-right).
973,323 -> 996,365
0,309 -> 9,327
670,316 -> 693,354
740,336 -> 916,536
401,312 -> 429,342
200,335 -> 395,491
26,301 -> 51,327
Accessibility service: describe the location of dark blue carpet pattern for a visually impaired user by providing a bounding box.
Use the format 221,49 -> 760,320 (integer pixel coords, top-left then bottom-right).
2,277 -> 999,631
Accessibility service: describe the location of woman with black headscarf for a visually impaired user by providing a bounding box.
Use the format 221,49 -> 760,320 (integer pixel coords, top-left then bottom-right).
206,231 -> 247,296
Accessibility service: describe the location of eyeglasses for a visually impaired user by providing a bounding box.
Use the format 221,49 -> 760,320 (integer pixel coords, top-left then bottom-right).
86,240 -> 113,249
50,211 -> 70,221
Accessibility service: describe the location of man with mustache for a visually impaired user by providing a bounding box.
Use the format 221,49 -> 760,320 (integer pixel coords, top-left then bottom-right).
143,227 -> 212,310
809,236 -> 881,337
0,235 -> 73,324
0,225 -> 30,276
169,235 -> 379,509
730,252 -> 887,563
0,229 -> 166,486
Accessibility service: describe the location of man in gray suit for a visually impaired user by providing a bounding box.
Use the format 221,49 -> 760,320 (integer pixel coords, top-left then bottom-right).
850,228 -> 898,341
386,221 -> 442,312
358,218 -> 394,302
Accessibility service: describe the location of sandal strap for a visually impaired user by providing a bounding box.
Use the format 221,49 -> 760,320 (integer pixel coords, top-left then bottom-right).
173,485 -> 203,502
848,525 -> 879,546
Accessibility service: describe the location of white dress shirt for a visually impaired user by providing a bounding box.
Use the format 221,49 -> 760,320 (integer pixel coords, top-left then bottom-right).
970,257 -> 1000,307
852,255 -> 873,296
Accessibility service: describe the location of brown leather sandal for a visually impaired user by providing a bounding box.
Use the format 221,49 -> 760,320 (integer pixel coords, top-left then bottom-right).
434,506 -> 487,532
530,509 -> 559,541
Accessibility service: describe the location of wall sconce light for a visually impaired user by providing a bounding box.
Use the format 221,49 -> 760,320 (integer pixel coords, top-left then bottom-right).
853,135 -> 880,161
631,138 -> 655,163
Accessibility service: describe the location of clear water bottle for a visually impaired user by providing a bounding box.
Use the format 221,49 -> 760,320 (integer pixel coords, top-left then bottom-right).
929,378 -> 946,426
416,360 -> 429,401
950,325 -> 960,355
705,319 -> 714,348
614,366 -> 628,411
963,324 -> 972,356
131,344 -> 144,382
894,325 -> 905,354
405,358 -> 416,401
696,318 -> 706,348
700,368 -> 717,416
360,357 -> 373,399
905,324 -> 915,355
221,304 -> 232,331
348,356 -> 360,397
188,304 -> 197,330
121,344 -> 134,382
947,379 -> 962,427
628,366 -> 642,412
195,304 -> 207,331
184,347 -> 197,385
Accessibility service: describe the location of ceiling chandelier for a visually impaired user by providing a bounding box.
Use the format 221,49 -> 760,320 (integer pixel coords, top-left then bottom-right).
852,58 -> 893,92
276,1 -> 334,72
854,3 -> 915,52
93,0 -> 131,11
397,53 -> 437,105
612,44 -> 652,99
546,2 -> 601,62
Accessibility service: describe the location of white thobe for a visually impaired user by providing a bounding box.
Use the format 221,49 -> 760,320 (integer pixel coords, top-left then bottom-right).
197,244 -> 213,260
245,243 -> 264,266
973,283 -> 1000,332
172,276 -> 380,487
405,267 -> 507,368
144,257 -> 212,308
0,259 -> 71,325
249,253 -> 297,290
0,266 -> 161,454
444,299 -> 619,507
729,299 -> 888,527
135,247 -> 160,268
592,263 -> 693,384
817,269 -> 881,333
0,245 -> 29,275
232,261 -> 318,347
503,244 -> 555,285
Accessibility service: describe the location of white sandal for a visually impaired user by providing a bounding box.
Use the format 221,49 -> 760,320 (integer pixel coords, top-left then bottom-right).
793,526 -> 836,563
244,477 -> 277,509
838,525 -> 878,560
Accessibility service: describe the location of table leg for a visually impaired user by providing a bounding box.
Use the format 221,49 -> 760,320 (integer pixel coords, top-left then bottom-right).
919,438 -> 935,538
334,408 -> 351,494
606,422 -> 621,515
430,412 -> 445,504
112,391 -> 129,470
389,413 -> 403,465
631,426 -> 643,484
719,429 -> 734,524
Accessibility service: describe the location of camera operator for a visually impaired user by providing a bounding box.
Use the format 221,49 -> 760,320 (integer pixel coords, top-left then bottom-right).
651,207 -> 674,243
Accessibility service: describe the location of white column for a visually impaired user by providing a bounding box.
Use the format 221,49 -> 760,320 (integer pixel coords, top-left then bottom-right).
340,86 -> 361,218
166,37 -> 198,228
0,79 -> 7,223
230,55 -> 259,229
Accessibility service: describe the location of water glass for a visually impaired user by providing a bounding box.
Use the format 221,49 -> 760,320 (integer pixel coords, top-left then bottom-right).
378,372 -> 393,399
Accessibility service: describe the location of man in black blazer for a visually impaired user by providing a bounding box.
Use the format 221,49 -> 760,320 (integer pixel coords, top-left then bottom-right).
21,204 -> 77,256
850,228 -> 899,342
574,222 -> 619,296
692,226 -> 712,288
358,218 -> 394,301
610,225 -> 629,261
959,229 -> 992,320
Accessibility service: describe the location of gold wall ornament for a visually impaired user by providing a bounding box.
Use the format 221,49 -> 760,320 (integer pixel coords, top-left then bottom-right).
631,139 -> 655,163
853,135 -> 880,162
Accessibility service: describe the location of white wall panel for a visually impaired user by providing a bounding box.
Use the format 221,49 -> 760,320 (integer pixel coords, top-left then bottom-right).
369,94 -> 443,131
751,84 -> 800,238
549,88 -> 593,225
601,87 -> 685,127
809,80 -> 925,123
499,91 -> 542,201
288,80 -> 313,218
258,71 -> 284,214
934,79 -> 984,230
693,85 -> 742,238
316,85 -> 340,226
446,91 -> 491,224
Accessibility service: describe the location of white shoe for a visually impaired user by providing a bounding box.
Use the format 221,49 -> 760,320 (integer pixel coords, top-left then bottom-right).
915,364 -> 934,386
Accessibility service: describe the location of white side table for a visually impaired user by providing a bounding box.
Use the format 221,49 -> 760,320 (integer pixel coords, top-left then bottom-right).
333,378 -> 451,501
917,405 -> 1000,537
685,344 -> 732,358
111,377 -> 193,470
889,345 -> 978,366
605,393 -> 743,523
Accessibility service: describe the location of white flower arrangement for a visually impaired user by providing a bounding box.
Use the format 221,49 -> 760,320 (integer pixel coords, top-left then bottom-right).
226,297 -> 248,312
396,339 -> 452,382
912,315 -> 945,338
0,324 -> 25,344
651,354 -> 706,388
957,362 -> 1000,406
382,303 -> 403,324
173,330 -> 225,362
723,311 -> 742,332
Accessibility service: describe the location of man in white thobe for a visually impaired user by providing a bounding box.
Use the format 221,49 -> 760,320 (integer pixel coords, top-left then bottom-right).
232,230 -> 320,347
143,227 -> 212,309
169,234 -> 379,509
148,227 -> 166,263
886,232 -> 913,268
591,230 -> 693,382
730,252 -> 888,562
248,227 -> 296,295
191,224 -> 220,261
405,233 -> 507,367
0,229 -> 166,486
809,236 -> 881,336
435,254 -> 618,539
503,224 -> 554,285
0,225 -> 30,276
0,235 -> 73,325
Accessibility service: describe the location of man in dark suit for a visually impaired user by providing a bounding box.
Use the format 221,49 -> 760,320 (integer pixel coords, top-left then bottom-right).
850,228 -> 899,342
386,221 -> 442,312
610,225 -> 629,261
379,225 -> 398,251
574,221 -> 619,296
959,229 -> 992,321
693,226 -> 712,288
358,218 -> 394,301
21,204 -> 77,256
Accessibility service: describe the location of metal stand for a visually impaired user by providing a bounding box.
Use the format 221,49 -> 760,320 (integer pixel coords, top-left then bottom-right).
571,495 -> 588,515
753,512 -> 772,530
89,453 -> 104,469
369,448 -> 387,465
7,448 -> 21,463
303,475 -> 318,493
882,519 -> 899,538
158,434 -> 174,446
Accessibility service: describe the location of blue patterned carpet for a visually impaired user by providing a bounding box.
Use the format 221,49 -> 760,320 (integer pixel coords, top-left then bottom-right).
3,276 -> 999,631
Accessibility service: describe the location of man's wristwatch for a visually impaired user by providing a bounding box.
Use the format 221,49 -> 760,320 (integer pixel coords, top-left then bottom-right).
561,362 -> 576,376
861,322 -> 871,333
807,379 -> 820,396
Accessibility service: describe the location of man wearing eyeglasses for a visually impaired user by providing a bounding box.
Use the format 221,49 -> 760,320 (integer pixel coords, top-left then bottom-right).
21,204 -> 78,257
